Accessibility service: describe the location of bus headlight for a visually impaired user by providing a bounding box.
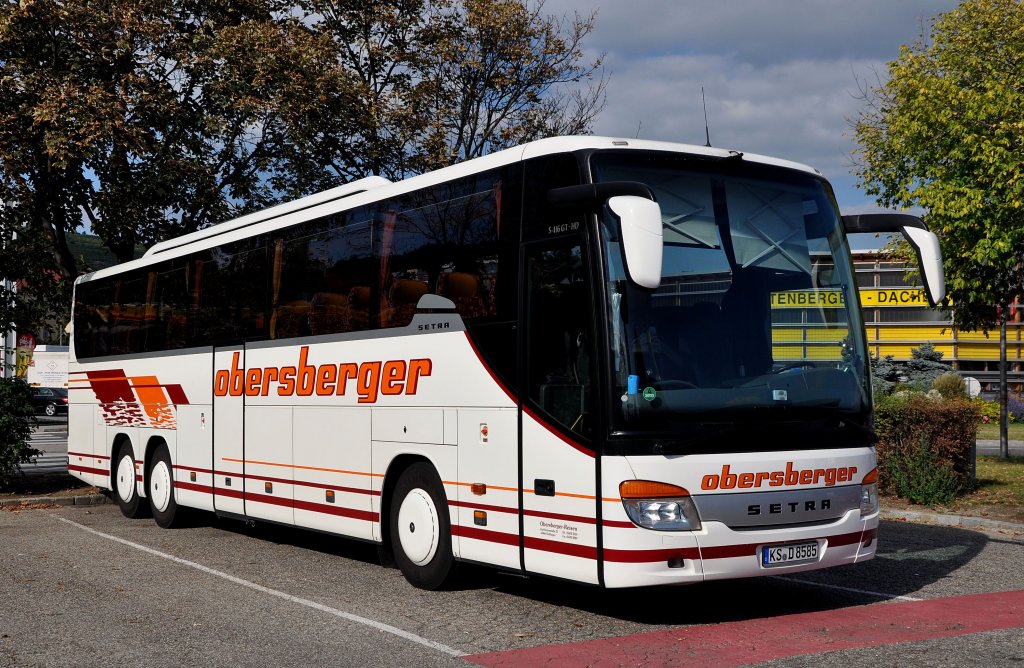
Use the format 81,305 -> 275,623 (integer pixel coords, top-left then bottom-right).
620,480 -> 701,531
860,468 -> 879,516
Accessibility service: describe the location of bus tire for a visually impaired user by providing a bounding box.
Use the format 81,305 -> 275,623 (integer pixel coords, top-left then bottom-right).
147,444 -> 182,529
113,441 -> 148,519
389,463 -> 455,590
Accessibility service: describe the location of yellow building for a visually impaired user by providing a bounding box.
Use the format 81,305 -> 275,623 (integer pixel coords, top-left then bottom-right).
854,252 -> 1022,394
769,251 -> 1022,394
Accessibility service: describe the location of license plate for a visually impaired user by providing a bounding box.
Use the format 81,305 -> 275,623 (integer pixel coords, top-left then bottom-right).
762,541 -> 819,567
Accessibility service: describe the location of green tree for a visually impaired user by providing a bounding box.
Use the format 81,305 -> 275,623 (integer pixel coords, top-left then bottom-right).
0,377 -> 40,486
0,0 -> 356,336
0,0 -> 604,340
853,0 -> 1024,332
303,0 -> 606,180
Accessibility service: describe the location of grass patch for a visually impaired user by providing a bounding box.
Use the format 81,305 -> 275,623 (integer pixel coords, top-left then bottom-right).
968,456 -> 1024,508
976,422 -> 1024,441
886,455 -> 1024,524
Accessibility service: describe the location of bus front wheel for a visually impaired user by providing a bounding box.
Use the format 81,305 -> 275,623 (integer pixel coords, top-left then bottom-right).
389,463 -> 456,590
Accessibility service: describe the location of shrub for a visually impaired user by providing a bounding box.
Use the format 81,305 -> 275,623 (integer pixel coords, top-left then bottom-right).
931,372 -> 967,400
1009,393 -> 1024,423
884,436 -> 963,505
0,376 -> 40,485
874,394 -> 980,503
973,398 -> 1001,423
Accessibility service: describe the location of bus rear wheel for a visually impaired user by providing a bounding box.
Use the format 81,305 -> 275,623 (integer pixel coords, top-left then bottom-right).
389,463 -> 456,590
147,444 -> 183,529
114,442 -> 148,519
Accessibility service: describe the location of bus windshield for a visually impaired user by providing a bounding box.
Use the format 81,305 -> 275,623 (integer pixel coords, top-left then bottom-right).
593,153 -> 870,438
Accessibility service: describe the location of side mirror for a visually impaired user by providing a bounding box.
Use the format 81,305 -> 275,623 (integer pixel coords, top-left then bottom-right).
842,213 -> 946,307
547,181 -> 664,290
607,196 -> 663,289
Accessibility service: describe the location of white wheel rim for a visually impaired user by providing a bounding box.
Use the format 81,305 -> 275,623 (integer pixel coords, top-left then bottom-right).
116,455 -> 136,503
150,460 -> 173,513
396,488 -> 439,566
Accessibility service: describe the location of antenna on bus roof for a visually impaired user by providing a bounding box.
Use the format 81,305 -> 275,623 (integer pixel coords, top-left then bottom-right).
702,86 -> 712,148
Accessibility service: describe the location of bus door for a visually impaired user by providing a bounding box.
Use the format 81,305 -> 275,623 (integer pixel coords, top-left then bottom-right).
520,238 -> 600,584
213,345 -> 245,515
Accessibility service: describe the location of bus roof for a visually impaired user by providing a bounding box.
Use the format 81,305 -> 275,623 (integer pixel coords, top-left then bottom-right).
77,136 -> 821,284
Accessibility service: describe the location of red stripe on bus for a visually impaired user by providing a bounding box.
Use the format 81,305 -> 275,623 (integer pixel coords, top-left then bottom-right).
524,536 -> 597,560
602,519 -> 637,529
697,528 -> 869,561
180,481 -> 378,522
177,481 -> 216,495
164,384 -> 189,405
182,466 -> 380,498
69,464 -> 108,477
604,546 -> 701,563
242,472 -> 380,497
452,525 -> 520,546
68,451 -> 110,461
211,485 -> 245,500
247,492 -> 379,522
173,465 -> 215,475
450,500 -> 603,527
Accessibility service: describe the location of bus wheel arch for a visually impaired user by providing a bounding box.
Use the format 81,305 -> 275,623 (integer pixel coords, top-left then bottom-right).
111,434 -> 148,519
382,457 -> 456,590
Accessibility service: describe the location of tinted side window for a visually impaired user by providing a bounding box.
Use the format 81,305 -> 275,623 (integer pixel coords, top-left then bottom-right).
379,169 -> 514,329
74,279 -> 115,358
275,212 -> 375,337
194,236 -> 268,346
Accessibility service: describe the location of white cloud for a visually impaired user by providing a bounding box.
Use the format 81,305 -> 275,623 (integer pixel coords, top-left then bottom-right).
541,0 -> 961,209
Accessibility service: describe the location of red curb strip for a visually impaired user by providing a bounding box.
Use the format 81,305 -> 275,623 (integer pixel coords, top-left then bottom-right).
466,589 -> 1024,668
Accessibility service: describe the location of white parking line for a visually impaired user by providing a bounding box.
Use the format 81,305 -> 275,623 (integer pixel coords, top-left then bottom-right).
56,516 -> 466,657
770,575 -> 923,602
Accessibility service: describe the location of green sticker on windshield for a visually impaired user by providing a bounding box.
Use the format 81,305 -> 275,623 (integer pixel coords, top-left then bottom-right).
642,387 -> 656,401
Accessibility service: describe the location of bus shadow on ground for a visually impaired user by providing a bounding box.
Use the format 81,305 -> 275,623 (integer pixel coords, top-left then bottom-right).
484,520 -> 990,625
200,515 -> 992,627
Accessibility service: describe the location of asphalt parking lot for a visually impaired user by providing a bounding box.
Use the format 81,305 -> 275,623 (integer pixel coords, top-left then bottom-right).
1,504 -> 1022,667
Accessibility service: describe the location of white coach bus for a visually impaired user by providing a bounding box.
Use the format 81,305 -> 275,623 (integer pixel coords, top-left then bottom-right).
67,137 -> 944,589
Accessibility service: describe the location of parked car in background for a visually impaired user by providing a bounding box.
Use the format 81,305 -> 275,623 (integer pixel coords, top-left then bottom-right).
31,387 -> 68,416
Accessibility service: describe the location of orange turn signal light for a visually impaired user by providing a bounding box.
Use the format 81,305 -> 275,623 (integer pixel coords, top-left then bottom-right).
619,480 -> 689,499
862,468 -> 879,485
471,483 -> 487,495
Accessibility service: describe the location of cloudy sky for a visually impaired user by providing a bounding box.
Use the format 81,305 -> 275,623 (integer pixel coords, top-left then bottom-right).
545,0 -> 961,214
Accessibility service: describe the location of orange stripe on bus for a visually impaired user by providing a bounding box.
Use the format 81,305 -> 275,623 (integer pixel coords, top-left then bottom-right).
225,459 -> 620,500
221,457 -> 384,477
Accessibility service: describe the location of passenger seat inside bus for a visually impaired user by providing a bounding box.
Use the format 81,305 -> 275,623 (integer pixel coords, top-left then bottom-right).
272,300 -> 310,339
309,291 -> 350,335
437,272 -> 487,320
387,279 -> 429,327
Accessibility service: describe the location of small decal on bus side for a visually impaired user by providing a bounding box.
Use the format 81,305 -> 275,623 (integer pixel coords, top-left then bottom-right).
214,347 -> 432,404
